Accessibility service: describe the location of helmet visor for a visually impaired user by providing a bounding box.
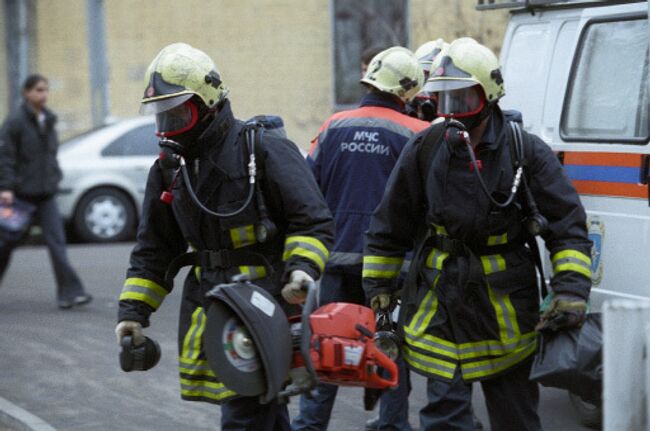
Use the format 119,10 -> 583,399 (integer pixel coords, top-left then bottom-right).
437,86 -> 485,118
155,99 -> 199,137
423,77 -> 478,94
140,93 -> 193,115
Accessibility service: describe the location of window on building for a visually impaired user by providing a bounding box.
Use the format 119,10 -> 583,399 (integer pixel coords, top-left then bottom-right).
102,124 -> 159,156
561,18 -> 649,143
331,0 -> 409,109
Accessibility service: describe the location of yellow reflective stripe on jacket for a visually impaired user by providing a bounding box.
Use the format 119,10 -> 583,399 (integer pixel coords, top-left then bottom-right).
119,277 -> 168,310
362,255 -> 404,279
179,357 -> 216,377
238,265 -> 267,280
283,236 -> 329,272
431,223 -> 447,236
178,308 -> 237,402
405,326 -> 537,362
461,337 -> 537,380
182,308 -> 206,360
551,249 -> 592,279
487,285 -> 520,342
480,254 -> 506,274
425,248 -> 449,270
404,346 -> 456,379
487,232 -> 508,246
230,225 -> 256,249
180,377 -> 237,402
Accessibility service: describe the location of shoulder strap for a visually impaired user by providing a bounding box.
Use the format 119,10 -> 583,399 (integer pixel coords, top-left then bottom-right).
417,122 -> 447,185
508,121 -> 534,177
508,121 -> 549,298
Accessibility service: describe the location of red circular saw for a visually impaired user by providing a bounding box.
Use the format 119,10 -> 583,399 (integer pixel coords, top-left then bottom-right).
203,278 -> 398,403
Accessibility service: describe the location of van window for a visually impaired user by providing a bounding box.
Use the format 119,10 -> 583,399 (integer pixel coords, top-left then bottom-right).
562,18 -> 649,143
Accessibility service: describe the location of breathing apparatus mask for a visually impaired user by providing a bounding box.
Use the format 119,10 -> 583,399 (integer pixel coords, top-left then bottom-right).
154,96 -> 215,164
444,118 -> 548,235
155,103 -> 278,240
411,92 -> 438,122
437,85 -> 491,130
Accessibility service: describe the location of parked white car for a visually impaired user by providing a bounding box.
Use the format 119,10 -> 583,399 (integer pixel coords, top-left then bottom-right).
57,117 -> 158,242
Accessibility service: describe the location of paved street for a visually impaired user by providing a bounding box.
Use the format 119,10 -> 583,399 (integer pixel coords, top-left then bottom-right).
0,244 -> 592,430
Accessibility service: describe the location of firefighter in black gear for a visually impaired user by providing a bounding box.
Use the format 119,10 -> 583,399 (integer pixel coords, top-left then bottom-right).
114,43 -> 334,431
363,38 -> 591,431
406,39 -> 449,122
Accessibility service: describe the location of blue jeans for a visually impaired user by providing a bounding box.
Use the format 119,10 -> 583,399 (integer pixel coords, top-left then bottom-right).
291,271 -> 412,431
419,360 -> 541,431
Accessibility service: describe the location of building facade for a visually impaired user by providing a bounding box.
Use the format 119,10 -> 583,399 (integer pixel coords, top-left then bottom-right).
2,0 -> 508,147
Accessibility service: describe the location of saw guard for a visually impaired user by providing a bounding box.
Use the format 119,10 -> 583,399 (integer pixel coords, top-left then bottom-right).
204,280 -> 292,404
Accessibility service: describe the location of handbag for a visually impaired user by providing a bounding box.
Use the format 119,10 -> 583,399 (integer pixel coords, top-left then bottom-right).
0,198 -> 36,245
529,313 -> 602,404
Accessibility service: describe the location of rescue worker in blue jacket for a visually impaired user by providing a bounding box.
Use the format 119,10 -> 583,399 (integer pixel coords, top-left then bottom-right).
363,38 -> 592,431
113,43 -> 334,431
291,47 -> 429,431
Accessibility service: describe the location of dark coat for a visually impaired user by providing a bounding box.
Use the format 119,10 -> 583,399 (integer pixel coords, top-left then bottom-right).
0,103 -> 63,198
117,101 -> 335,404
363,108 -> 592,382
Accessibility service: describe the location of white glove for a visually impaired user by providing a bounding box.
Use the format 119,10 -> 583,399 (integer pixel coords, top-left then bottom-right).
281,270 -> 314,304
115,320 -> 144,346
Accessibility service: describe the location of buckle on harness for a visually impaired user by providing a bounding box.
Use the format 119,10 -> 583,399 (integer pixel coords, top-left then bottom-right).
430,235 -> 466,255
204,250 -> 232,269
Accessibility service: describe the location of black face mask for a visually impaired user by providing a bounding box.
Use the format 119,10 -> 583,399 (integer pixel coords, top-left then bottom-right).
159,109 -> 214,160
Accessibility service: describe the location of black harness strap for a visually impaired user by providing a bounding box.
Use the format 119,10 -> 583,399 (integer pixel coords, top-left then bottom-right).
165,249 -> 273,286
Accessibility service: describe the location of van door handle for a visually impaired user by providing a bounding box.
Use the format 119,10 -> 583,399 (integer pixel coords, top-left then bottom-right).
640,155 -> 650,206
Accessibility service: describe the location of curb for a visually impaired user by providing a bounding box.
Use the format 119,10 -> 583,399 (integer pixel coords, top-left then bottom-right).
0,397 -> 56,431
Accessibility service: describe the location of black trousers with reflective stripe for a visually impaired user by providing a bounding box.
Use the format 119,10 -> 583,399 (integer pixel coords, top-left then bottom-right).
420,358 -> 541,431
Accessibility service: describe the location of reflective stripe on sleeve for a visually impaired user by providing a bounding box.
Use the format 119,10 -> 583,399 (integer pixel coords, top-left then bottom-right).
283,236 -> 330,272
551,249 -> 592,279
119,277 -> 168,310
362,255 -> 404,279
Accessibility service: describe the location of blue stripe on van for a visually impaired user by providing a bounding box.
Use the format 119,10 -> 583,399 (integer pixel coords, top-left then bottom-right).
564,165 -> 639,184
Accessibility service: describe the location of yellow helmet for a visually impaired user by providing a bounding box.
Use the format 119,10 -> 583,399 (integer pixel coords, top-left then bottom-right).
414,39 -> 449,74
140,43 -> 229,115
360,47 -> 424,103
424,38 -> 504,103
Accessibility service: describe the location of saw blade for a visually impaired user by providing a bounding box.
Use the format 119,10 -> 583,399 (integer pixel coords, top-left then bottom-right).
204,301 -> 267,396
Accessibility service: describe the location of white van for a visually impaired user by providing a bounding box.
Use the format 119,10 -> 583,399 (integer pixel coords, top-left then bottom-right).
479,0 -> 649,427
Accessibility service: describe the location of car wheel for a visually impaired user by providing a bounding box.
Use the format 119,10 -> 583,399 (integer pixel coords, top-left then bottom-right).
74,188 -> 135,242
569,391 -> 602,430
